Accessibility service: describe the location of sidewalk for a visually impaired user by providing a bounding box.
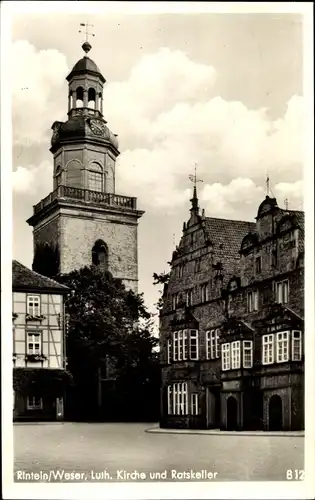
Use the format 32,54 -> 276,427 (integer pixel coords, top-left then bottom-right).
145,426 -> 304,437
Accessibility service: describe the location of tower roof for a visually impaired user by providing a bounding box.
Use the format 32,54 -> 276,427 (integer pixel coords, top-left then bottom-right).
66,56 -> 106,83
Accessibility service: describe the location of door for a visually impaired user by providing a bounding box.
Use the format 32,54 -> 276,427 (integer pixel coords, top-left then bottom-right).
269,395 -> 283,431
226,396 -> 238,430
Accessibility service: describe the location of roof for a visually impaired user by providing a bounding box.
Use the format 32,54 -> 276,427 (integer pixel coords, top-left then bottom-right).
279,209 -> 304,232
66,56 -> 105,83
203,217 -> 255,258
12,260 -> 69,293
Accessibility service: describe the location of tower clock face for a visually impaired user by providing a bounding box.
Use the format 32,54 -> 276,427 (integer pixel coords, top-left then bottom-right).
90,119 -> 106,136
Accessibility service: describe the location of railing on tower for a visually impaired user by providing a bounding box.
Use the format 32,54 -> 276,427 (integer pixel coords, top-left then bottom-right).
33,186 -> 137,214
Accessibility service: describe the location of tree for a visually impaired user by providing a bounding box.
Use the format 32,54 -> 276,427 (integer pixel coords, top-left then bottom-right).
153,270 -> 170,312
55,266 -> 159,420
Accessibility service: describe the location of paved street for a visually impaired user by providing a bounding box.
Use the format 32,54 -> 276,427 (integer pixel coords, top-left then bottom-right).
14,423 -> 304,482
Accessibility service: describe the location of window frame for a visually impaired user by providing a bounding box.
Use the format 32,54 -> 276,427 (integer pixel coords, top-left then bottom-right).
88,168 -> 103,193
27,395 -> 43,410
167,339 -> 172,364
248,289 -> 258,312
231,340 -> 241,369
276,331 -> 289,363
189,329 -> 199,360
255,256 -> 262,274
292,330 -> 302,361
27,295 -> 40,316
243,340 -> 253,368
191,393 -> 199,416
276,279 -> 289,304
222,343 -> 230,371
206,329 -> 220,359
27,331 -> 41,355
262,334 -> 274,365
171,382 -> 188,416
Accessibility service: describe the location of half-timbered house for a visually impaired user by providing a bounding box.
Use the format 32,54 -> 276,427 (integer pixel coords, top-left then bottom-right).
12,260 -> 69,421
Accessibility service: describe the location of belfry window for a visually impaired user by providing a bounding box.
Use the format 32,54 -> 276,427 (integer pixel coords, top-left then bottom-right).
88,88 -> 96,109
92,240 -> 108,271
55,166 -> 62,187
76,87 -> 84,108
88,164 -> 103,192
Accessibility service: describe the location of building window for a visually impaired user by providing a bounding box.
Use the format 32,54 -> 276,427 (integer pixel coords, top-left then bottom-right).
222,343 -> 230,371
206,329 -> 220,359
186,289 -> 193,307
88,167 -> 103,192
183,329 -> 188,360
276,280 -> 289,304
27,332 -> 41,355
292,330 -> 302,361
27,396 -> 43,410
255,256 -> 262,274
173,330 -> 197,361
27,296 -> 40,316
272,249 -> 278,268
55,166 -> 62,187
177,264 -> 184,278
92,240 -> 108,271
276,331 -> 289,363
191,393 -> 199,416
167,383 -> 188,415
171,294 -> 177,311
201,283 -> 209,302
189,330 -> 199,360
167,386 -> 173,415
231,341 -> 241,369
262,334 -> 274,365
248,290 -> 258,312
243,340 -> 253,368
167,339 -> 172,364
194,258 -> 201,273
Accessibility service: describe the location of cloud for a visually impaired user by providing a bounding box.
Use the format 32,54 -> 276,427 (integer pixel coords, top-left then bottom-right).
12,40 -> 69,145
12,42 -> 304,222
13,161 -> 53,195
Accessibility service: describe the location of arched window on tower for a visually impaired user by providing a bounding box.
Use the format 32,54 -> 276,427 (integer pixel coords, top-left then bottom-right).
92,240 -> 108,271
69,91 -> 73,110
98,92 -> 102,112
88,163 -> 103,192
76,87 -> 84,108
55,166 -> 62,188
88,88 -> 96,109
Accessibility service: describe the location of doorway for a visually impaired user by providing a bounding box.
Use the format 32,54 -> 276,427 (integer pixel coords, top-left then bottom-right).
226,396 -> 238,430
269,395 -> 283,431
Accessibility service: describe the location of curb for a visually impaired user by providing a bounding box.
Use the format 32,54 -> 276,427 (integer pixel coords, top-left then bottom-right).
145,427 -> 305,437
14,421 -> 65,426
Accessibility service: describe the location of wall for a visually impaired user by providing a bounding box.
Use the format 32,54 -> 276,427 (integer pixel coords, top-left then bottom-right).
13,291 -> 64,369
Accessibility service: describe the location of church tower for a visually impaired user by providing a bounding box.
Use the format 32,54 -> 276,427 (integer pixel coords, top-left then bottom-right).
27,41 -> 144,293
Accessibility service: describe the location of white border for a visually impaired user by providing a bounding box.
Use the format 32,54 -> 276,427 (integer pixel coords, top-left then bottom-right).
2,2 -> 314,499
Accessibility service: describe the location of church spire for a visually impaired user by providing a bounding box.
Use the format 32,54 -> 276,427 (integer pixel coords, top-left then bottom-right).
189,163 -> 203,215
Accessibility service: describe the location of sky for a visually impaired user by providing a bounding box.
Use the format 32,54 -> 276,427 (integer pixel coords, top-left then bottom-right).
10,5 -> 305,317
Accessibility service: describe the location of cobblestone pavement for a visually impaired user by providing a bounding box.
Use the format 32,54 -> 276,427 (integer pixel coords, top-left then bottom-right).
14,422 -> 304,482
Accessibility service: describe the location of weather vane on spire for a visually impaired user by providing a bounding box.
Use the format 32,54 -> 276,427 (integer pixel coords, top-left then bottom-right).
189,163 -> 203,188
79,22 -> 95,54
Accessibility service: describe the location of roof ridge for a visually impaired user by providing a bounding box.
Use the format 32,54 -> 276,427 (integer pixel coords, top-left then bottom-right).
204,216 -> 255,224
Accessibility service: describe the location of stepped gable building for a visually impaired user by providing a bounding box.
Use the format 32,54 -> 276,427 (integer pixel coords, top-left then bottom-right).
159,186 -> 304,431
27,40 -> 144,293
12,260 -> 69,421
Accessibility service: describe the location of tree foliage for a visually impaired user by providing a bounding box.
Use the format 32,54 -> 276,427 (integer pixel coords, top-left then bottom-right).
153,270 -> 170,312
55,266 -> 159,420
32,242 -> 60,278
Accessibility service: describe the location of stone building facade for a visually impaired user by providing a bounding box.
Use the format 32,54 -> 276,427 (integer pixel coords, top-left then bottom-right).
27,41 -> 143,293
159,187 -> 304,431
